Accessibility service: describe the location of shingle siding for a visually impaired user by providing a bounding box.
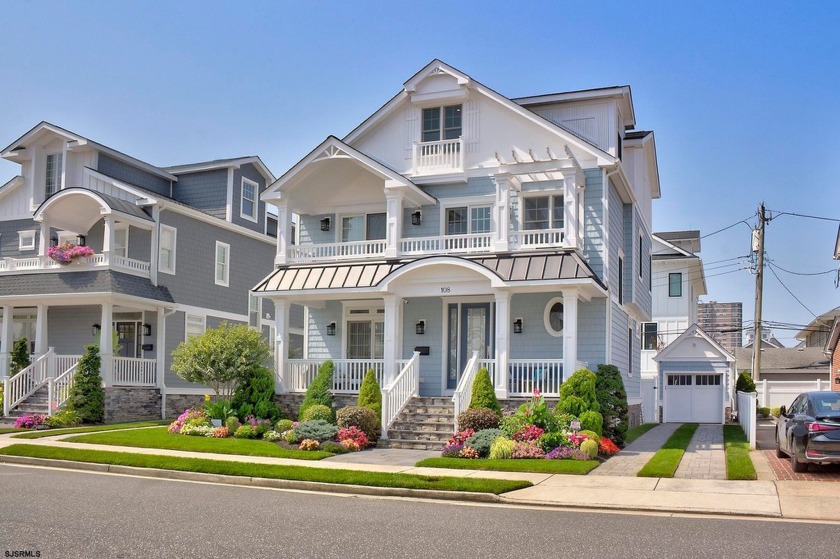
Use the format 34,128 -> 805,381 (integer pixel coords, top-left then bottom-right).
509,293 -> 563,360
97,153 -> 171,196
0,218 -> 38,257
172,170 -> 228,219
578,298 -> 607,367
583,169 -> 605,281
231,163 -> 267,233
47,306 -> 101,354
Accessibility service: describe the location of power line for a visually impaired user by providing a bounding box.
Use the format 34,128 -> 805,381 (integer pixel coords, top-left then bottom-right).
766,260 -> 836,277
767,210 -> 840,223
699,215 -> 757,239
649,266 -> 749,289
767,264 -> 817,318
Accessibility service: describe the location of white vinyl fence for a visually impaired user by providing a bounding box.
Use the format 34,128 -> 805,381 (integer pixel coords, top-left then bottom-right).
736,390 -> 757,450
755,379 -> 831,409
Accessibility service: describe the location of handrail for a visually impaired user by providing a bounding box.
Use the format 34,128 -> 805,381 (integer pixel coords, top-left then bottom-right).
381,352 -> 420,439
451,351 -> 480,428
3,348 -> 53,416
48,361 -> 81,415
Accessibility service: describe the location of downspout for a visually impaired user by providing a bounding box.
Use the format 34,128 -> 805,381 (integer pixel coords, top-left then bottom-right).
159,304 -> 178,420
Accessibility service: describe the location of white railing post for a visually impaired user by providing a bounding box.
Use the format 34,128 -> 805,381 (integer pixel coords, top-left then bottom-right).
380,352 -> 420,439
452,351 -> 480,427
2,379 -> 8,416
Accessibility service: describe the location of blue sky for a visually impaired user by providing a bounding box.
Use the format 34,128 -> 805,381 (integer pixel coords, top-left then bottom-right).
1,1 -> 838,345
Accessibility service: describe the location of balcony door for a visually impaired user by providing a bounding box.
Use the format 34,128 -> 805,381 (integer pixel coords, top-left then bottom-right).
446,302 -> 492,390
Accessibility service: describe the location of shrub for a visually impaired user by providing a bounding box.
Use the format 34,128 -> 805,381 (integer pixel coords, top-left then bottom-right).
511,440 -> 546,459
441,443 -> 464,458
301,404 -> 334,423
336,406 -> 379,442
242,415 -> 273,436
299,360 -> 335,420
275,419 -> 294,433
292,419 -> 339,442
552,412 -> 576,432
321,441 -> 351,455
599,437 -> 620,456
0,382 -> 4,414
182,424 -> 214,437
464,428 -> 504,458
557,369 -> 600,416
283,430 -> 298,444
489,437 -> 516,460
447,429 -> 475,446
594,364 -> 629,446
169,408 -> 209,434
459,446 -> 480,459
579,429 -> 600,442
735,370 -> 756,393
546,446 -> 589,460
10,338 -> 30,376
263,430 -> 283,442
468,368 -> 500,414
579,411 -> 603,437
211,427 -> 230,438
234,424 -> 258,439
771,407 -> 781,418
513,425 -> 545,442
568,432 -> 589,448
757,407 -> 771,418
514,391 -> 552,429
171,322 -> 270,401
580,438 -> 599,459
13,414 -> 46,429
299,439 -> 321,451
458,408 -> 501,432
231,365 -> 282,421
340,439 -> 361,451
538,431 -> 570,453
357,369 -> 382,419
225,416 -> 241,434
67,345 -> 104,424
44,409 -> 81,429
499,415 -> 528,438
337,426 -> 369,448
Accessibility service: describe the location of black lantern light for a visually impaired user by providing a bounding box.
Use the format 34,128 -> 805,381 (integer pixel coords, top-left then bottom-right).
320,217 -> 331,232
513,318 -> 523,334
326,322 -> 336,336
142,323 -> 152,336
415,320 -> 425,335
76,235 -> 86,246
92,323 -> 101,336
411,211 -> 422,226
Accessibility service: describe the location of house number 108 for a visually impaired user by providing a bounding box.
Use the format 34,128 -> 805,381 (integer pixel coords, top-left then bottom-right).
440,287 -> 451,294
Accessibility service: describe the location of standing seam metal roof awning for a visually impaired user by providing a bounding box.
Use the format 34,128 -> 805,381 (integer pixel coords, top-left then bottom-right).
253,252 -> 605,293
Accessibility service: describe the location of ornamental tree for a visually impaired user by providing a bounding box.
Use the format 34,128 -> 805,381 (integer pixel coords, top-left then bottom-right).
171,321 -> 271,401
10,338 -> 31,375
68,344 -> 104,423
594,364 -> 629,446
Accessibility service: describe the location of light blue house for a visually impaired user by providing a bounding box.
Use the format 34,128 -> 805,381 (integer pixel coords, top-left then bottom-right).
255,60 -> 661,439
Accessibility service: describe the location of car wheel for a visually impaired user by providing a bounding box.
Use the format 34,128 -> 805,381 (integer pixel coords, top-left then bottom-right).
775,433 -> 786,458
790,440 -> 808,473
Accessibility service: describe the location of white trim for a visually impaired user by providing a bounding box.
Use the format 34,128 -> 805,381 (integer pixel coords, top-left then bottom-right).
240,177 -> 259,222
174,303 -> 249,324
225,168 -> 233,222
518,192 -> 565,232
83,167 -> 159,205
114,224 -> 129,259
214,241 -> 230,287
18,230 -> 36,251
440,200 -> 493,237
184,312 -> 206,340
544,296 -> 564,337
158,224 -> 177,275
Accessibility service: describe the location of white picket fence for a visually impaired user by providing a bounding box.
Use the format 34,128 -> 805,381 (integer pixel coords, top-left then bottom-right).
755,379 -> 831,409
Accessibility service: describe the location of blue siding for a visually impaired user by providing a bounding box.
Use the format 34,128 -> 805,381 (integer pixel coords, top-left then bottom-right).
623,202 -> 634,304
610,300 -> 629,377
402,204 -> 440,238
0,218 -> 38,257
509,293 -> 563,360
172,170 -> 228,219
578,298 -> 607,367
634,208 -> 653,317
299,214 -> 336,245
97,153 -> 171,196
306,301 -> 342,359
582,169 -> 604,281
401,297 -> 443,396
607,180 -> 624,297
420,176 -> 495,199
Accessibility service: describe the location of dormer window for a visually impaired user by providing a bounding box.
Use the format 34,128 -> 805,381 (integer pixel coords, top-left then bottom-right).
45,152 -> 63,198
422,105 -> 462,142
241,178 -> 258,222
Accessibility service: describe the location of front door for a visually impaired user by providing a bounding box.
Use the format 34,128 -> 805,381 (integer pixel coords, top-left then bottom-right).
114,321 -> 141,358
446,302 -> 492,390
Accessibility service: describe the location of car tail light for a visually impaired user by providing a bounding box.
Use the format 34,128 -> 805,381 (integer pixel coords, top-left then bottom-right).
807,422 -> 840,433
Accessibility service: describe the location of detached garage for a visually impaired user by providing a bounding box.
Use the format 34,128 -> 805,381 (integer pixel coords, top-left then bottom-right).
654,324 -> 735,424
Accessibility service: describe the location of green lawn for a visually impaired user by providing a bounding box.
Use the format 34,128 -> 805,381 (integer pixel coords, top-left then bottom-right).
626,423 -> 659,445
0,444 -> 531,494
64,426 -> 332,460
416,457 -> 599,475
0,428 -> 29,434
723,424 -> 757,480
637,423 -> 699,478
12,421 -> 170,439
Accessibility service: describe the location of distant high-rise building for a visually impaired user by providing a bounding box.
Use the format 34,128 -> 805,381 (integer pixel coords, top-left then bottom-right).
698,301 -> 742,352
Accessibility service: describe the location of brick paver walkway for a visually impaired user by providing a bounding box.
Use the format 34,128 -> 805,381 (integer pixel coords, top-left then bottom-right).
674,424 -> 726,480
763,450 -> 840,481
590,423 -> 681,477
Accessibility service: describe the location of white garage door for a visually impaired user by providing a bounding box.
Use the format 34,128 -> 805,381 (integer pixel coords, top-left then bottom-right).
664,374 -> 723,423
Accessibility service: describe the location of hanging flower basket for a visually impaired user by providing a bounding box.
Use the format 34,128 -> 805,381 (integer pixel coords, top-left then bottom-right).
47,242 -> 95,264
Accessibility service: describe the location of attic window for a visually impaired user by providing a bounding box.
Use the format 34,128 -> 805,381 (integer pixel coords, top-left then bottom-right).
241,178 -> 258,222
422,105 -> 462,142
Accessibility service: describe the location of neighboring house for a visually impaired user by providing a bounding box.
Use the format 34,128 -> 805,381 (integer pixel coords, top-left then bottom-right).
254,60 -> 661,432
0,122 -> 300,420
744,326 -> 785,349
826,317 -> 840,389
697,301 -> 742,353
734,347 -> 829,382
794,306 -> 840,350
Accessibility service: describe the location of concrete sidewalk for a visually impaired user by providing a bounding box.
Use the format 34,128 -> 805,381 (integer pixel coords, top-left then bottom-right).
0,431 -> 836,521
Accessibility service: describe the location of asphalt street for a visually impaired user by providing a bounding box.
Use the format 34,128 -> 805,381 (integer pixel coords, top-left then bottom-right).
1,464 -> 838,559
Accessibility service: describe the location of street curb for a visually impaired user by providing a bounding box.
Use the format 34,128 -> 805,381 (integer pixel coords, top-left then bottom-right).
0,455 -> 502,504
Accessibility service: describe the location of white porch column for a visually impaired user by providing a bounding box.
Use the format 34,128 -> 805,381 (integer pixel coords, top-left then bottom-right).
273,298 -> 290,394
493,174 -> 519,252
494,291 -> 511,398
0,305 -> 13,378
275,201 -> 291,265
561,288 -> 579,379
38,221 -> 49,257
100,302 -> 113,387
34,304 -> 48,356
150,207 -> 160,286
383,295 -> 400,385
155,307 -> 166,389
102,215 -> 115,265
563,171 -> 579,250
384,191 -> 404,259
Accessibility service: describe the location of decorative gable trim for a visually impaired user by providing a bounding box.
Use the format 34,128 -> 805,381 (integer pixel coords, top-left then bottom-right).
653,323 -> 735,363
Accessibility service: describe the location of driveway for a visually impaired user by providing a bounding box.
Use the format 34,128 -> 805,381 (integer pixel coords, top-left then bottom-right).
757,419 -> 840,481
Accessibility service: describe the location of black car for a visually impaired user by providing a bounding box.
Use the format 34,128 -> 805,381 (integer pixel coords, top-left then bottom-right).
776,391 -> 840,472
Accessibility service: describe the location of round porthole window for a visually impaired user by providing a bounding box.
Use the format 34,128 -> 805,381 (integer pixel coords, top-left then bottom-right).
544,297 -> 564,337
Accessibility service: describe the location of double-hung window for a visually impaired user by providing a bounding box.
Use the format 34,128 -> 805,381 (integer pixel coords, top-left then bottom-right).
345,308 -> 385,360
159,225 -> 176,274
45,153 -> 63,198
642,322 -> 658,350
422,105 -> 462,142
522,195 -> 564,230
114,226 -> 129,258
341,213 -> 386,243
215,241 -> 230,287
241,178 -> 258,222
669,272 -> 683,297
249,293 -> 260,328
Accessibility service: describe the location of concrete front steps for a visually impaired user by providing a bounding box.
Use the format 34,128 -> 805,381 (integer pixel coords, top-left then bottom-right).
383,396 -> 455,451
4,386 -> 50,418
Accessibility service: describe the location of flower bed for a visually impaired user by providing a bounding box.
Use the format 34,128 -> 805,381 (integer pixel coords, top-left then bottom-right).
47,242 -> 95,264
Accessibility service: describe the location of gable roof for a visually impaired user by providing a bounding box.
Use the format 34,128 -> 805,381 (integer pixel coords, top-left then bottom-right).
164,156 -> 275,183
735,346 -> 829,373
654,323 -> 735,363
0,175 -> 24,202
343,59 -> 616,166
796,306 -> 840,342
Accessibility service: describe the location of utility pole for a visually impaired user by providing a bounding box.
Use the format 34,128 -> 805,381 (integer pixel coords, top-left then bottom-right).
751,202 -> 767,382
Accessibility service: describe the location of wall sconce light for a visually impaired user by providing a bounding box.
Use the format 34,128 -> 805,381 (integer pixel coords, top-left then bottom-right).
92,323 -> 101,337
415,320 -> 425,335
411,211 -> 422,226
513,318 -> 523,334
320,217 -> 331,232
76,235 -> 86,246
326,322 -> 336,336
142,323 -> 152,337
50,236 -> 58,247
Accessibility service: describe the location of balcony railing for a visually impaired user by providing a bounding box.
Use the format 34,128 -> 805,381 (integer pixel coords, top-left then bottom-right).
0,253 -> 151,278
413,138 -> 464,176
287,240 -> 387,263
512,228 -> 565,249
401,232 -> 493,255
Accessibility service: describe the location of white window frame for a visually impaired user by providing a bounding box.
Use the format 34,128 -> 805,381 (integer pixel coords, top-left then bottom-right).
249,293 -> 260,328
421,104 -> 463,142
543,297 -> 564,338
114,225 -> 129,258
519,193 -> 564,231
18,231 -> 36,251
338,212 -> 387,243
240,178 -> 258,222
214,241 -> 230,287
159,225 -> 177,275
441,203 -> 492,236
44,151 -> 63,199
184,313 -> 206,341
341,303 -> 385,360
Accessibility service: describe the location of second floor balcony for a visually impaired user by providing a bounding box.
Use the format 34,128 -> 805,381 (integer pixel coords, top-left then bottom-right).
0,252 -> 151,278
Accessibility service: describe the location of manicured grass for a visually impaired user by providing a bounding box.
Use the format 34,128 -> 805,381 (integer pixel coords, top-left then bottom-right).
63,427 -> 331,460
416,457 -> 599,475
626,423 -> 659,445
12,421 -> 170,439
637,423 -> 699,478
723,424 -> 757,480
0,444 -> 531,494
0,428 -> 29,434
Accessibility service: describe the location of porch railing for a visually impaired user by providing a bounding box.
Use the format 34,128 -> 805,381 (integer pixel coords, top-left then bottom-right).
286,359 -> 385,393
48,361 -> 81,415
508,359 -> 564,397
452,351 -> 481,425
401,232 -> 494,255
112,357 -> 157,386
381,352 -> 420,439
512,228 -> 565,249
413,137 -> 464,175
3,349 -> 53,416
287,240 -> 387,263
0,254 -> 150,277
